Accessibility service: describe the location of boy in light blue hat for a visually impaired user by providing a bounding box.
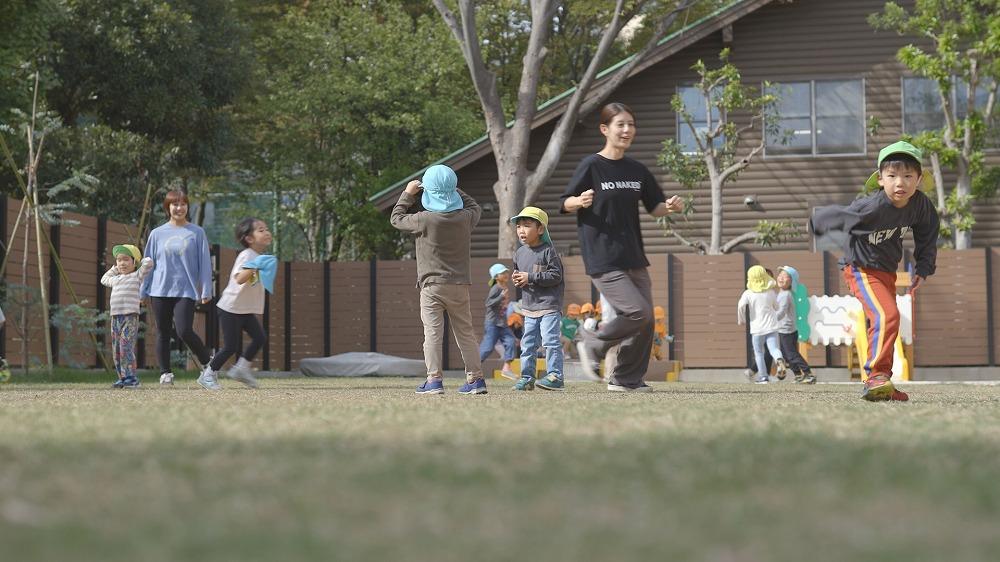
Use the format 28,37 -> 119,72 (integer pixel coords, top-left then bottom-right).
390,165 -> 487,395
479,263 -> 517,379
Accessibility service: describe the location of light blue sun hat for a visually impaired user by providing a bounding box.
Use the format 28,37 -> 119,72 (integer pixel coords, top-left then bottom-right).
420,165 -> 462,213
488,263 -> 509,286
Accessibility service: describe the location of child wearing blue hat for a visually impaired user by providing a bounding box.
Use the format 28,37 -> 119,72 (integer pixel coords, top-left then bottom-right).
479,263 -> 517,379
775,265 -> 815,384
199,217 -> 274,390
390,165 -> 487,395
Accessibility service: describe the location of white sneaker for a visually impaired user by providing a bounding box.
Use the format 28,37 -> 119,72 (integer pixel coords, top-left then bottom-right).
159,372 -> 174,386
226,362 -> 259,389
197,366 -> 222,391
575,342 -> 602,382
607,382 -> 654,393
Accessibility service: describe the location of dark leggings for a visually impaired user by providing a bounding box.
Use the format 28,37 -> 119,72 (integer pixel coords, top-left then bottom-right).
779,331 -> 812,374
210,309 -> 266,371
150,296 -> 211,374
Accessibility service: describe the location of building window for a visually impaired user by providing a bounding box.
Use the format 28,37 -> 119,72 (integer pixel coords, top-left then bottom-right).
676,85 -> 724,153
903,76 -> 994,134
765,79 -> 865,156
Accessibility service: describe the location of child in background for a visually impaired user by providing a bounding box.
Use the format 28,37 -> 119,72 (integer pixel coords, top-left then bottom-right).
200,218 -> 274,390
652,305 -> 667,361
480,263 -> 518,380
579,302 -> 595,331
561,303 -> 581,359
776,266 -> 815,384
390,165 -> 486,395
737,265 -> 787,384
101,244 -> 154,388
509,207 -> 565,391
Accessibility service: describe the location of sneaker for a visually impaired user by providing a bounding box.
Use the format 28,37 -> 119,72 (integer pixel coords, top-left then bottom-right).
800,373 -> 817,385
197,367 -> 222,391
121,376 -> 140,389
159,372 -> 174,386
861,374 -> 895,402
575,341 -> 602,382
458,378 -> 488,395
890,388 -> 910,402
416,379 -> 444,395
793,372 -> 804,384
536,374 -> 564,391
743,368 -> 754,381
226,363 -> 259,389
499,368 -> 518,381
607,382 -> 653,393
512,377 -> 535,391
112,378 -> 127,389
775,358 -> 788,380
753,374 -> 769,384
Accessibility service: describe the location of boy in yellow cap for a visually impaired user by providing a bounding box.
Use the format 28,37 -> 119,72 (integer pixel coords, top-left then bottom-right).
810,140 -> 939,402
101,244 -> 154,388
509,206 -> 565,391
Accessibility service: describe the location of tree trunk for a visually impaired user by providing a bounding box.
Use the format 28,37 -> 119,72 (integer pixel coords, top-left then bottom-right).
493,157 -> 528,258
955,161 -> 972,250
708,155 -> 723,255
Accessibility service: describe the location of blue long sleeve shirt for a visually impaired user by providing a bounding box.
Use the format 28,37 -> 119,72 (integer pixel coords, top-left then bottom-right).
140,223 -> 214,301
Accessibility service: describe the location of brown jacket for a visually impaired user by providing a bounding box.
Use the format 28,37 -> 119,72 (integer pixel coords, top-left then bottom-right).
390,190 -> 481,287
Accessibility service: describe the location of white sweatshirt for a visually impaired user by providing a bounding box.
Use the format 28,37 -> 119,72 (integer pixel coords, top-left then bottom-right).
737,289 -> 781,336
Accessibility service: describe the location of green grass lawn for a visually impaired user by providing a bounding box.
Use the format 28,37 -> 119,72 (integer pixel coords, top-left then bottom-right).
2,376 -> 1000,562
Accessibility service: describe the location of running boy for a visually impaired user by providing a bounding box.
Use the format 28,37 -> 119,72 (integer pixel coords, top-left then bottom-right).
810,140 -> 939,401
390,164 -> 486,395
479,263 -> 517,379
508,207 -> 565,391
101,244 -> 153,388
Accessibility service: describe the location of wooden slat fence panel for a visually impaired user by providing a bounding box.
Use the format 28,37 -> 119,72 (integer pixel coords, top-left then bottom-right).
330,261 -> 371,354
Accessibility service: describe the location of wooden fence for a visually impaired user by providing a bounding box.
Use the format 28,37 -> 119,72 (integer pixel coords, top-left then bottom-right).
1,197 -> 997,375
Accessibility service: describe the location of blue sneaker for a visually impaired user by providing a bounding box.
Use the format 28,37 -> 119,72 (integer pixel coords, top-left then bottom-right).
416,379 -> 444,395
121,376 -> 140,389
536,374 -> 564,391
112,378 -> 126,389
512,376 -> 535,391
458,378 -> 487,395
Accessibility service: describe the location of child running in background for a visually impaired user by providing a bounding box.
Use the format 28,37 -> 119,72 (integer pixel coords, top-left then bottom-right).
652,306 -> 667,361
480,263 -> 518,380
737,265 -> 786,384
776,266 -> 815,384
200,218 -> 274,390
101,244 -> 153,388
509,207 -> 565,391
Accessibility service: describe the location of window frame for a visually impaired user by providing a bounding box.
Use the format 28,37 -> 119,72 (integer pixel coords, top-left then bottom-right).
763,77 -> 867,159
675,84 -> 726,155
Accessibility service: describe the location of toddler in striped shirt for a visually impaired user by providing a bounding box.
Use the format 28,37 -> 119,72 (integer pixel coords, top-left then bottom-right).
101,244 -> 153,388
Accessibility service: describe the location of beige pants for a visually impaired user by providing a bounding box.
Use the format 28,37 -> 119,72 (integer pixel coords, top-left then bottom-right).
420,283 -> 483,382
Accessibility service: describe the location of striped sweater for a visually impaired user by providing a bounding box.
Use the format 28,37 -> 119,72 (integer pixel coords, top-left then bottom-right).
102,257 -> 154,316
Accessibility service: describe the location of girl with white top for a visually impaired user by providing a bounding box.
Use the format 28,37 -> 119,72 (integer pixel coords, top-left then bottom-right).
737,265 -> 787,384
200,218 -> 273,389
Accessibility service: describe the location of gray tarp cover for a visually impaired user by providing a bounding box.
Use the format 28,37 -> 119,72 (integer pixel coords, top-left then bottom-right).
299,352 -> 426,377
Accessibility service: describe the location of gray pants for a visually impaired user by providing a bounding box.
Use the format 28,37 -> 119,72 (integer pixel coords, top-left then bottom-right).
585,268 -> 654,388
419,283 -> 483,382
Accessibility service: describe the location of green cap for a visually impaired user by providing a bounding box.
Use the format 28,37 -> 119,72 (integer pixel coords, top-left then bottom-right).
864,140 -> 929,190
112,244 -> 142,264
508,206 -> 551,244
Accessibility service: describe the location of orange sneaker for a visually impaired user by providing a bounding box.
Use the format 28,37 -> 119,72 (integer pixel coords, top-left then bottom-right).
890,388 -> 909,402
861,373 -> 895,402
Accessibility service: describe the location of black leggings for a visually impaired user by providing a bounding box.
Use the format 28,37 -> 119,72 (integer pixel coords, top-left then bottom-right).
210,309 -> 266,371
150,296 -> 211,374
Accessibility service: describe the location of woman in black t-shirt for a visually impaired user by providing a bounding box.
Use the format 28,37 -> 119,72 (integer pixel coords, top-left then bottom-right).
560,102 -> 683,391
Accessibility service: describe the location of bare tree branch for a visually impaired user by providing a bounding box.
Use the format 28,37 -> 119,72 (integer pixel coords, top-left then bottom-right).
720,140 -> 765,183
667,227 -> 708,253
720,230 -> 757,253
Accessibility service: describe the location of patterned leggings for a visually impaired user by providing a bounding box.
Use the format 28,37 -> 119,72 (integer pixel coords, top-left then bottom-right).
112,314 -> 139,380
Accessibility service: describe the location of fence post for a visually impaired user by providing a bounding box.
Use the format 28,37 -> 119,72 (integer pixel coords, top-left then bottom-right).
822,251 -> 834,367
743,252 -> 752,371
263,285 -> 271,372
49,224 -> 60,364
987,247 -> 995,367
95,218 -> 107,368
370,258 -> 377,352
209,244 -> 220,354
0,197 -> 6,359
323,260 -> 331,357
666,254 -> 675,360
284,260 -> 292,372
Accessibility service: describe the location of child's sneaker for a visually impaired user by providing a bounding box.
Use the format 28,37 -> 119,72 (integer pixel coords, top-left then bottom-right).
159,372 -> 174,386
112,378 -> 127,389
775,358 -> 788,380
575,341 -> 603,381
800,373 -> 817,384
121,375 -> 140,389
890,388 -> 909,401
536,374 -> 564,391
499,368 -> 518,381
512,376 -> 535,391
226,363 -> 259,389
416,379 -> 444,395
197,366 -> 222,391
458,378 -> 488,395
861,373 -> 895,402
753,374 -> 769,384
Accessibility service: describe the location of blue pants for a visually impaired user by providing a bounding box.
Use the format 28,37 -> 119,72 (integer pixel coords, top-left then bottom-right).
752,333 -> 783,378
479,322 -> 516,362
520,312 -> 563,380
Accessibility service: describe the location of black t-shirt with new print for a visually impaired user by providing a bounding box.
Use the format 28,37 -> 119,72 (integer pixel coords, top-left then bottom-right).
559,154 -> 666,276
